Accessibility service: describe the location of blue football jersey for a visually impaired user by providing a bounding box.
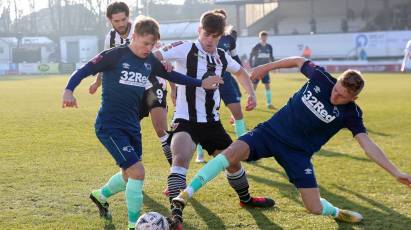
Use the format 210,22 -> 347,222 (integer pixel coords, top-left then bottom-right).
86,45 -> 172,133
218,34 -> 236,53
250,43 -> 273,67
264,61 -> 366,154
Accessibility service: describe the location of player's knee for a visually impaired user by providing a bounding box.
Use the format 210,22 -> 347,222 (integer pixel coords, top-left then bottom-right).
224,142 -> 249,165
125,163 -> 145,180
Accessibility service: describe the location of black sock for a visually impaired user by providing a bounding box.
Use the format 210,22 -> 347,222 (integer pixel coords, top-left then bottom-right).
226,168 -> 251,203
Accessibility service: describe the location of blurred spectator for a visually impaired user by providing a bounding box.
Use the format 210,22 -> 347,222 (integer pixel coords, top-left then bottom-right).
401,39 -> 411,72
302,46 -> 312,59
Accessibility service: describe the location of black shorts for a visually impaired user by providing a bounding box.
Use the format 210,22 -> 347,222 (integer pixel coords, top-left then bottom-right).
171,119 -> 232,155
139,77 -> 167,120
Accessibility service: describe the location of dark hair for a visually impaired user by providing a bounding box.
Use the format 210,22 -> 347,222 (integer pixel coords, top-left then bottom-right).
213,9 -> 227,18
133,16 -> 160,40
106,2 -> 129,19
200,11 -> 226,36
259,31 -> 268,37
339,69 -> 365,96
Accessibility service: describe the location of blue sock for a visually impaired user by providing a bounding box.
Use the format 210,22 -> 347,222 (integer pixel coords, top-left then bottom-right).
101,172 -> 126,199
265,89 -> 272,106
321,198 -> 338,217
188,154 -> 229,194
125,179 -> 144,226
234,119 -> 246,137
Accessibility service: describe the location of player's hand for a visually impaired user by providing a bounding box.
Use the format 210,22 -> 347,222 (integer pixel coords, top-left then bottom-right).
394,172 -> 411,188
201,75 -> 224,90
89,81 -> 101,94
62,89 -> 78,108
245,93 -> 257,111
250,65 -> 269,81
161,60 -> 174,72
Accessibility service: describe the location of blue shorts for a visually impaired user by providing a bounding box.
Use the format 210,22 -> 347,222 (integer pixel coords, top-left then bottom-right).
252,74 -> 270,84
239,123 -> 317,188
96,127 -> 142,170
220,72 -> 242,105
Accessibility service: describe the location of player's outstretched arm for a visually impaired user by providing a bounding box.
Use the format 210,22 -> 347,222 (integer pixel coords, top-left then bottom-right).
233,67 -> 257,111
251,56 -> 306,80
355,133 -> 411,188
62,63 -> 95,108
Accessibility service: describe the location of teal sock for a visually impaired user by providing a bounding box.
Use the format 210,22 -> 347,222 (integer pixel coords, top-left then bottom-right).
265,89 -> 272,105
189,154 -> 229,193
197,144 -> 203,158
100,172 -> 126,199
234,119 -> 246,137
320,198 -> 338,217
125,179 -> 144,226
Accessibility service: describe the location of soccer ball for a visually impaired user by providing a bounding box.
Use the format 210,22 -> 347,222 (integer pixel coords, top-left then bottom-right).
136,212 -> 169,230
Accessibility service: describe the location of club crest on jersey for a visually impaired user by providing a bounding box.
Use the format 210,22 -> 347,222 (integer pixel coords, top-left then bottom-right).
122,146 -> 134,152
144,63 -> 151,71
314,86 -> 321,93
122,63 -> 130,69
302,90 -> 336,123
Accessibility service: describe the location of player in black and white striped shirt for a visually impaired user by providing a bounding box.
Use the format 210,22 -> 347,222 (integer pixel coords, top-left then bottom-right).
154,11 -> 274,229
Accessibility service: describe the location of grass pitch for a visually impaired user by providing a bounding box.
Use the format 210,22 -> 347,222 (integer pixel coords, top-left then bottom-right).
0,72 -> 410,229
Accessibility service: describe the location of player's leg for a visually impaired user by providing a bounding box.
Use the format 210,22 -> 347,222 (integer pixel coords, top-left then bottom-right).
146,82 -> 172,165
401,53 -> 407,72
124,161 -> 145,229
252,79 -> 259,91
94,129 -> 145,228
226,103 -> 246,137
220,72 -> 247,137
205,122 -> 273,207
173,123 -> 277,207
262,74 -> 274,109
150,107 -> 172,165
277,149 -> 363,223
298,188 -> 363,223
167,121 -> 197,228
195,144 -> 205,163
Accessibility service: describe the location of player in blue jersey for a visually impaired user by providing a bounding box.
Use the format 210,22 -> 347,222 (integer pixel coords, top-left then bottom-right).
250,31 -> 275,109
195,9 -> 247,163
171,56 -> 411,225
88,2 -> 174,166
61,16 -> 222,229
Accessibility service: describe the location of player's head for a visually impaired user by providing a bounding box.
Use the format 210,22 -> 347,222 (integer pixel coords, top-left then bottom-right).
106,2 -> 130,35
330,69 -> 364,105
259,31 -> 268,44
198,10 -> 226,53
130,16 -> 160,59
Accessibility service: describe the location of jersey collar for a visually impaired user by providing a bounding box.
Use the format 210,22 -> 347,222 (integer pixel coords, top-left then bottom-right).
195,40 -> 217,56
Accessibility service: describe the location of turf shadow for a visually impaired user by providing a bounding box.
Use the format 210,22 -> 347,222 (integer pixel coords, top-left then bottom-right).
366,128 -> 391,137
330,185 -> 411,230
245,207 -> 283,230
316,149 -> 370,162
190,198 -> 226,230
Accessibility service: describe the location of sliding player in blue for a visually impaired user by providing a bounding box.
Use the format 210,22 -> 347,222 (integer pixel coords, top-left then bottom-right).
61,16 -> 222,230
172,56 -> 411,226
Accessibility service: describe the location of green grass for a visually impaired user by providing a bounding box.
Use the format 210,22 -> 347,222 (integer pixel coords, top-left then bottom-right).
0,73 -> 410,229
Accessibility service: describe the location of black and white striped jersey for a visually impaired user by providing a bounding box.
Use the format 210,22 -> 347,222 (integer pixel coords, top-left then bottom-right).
103,22 -> 133,49
159,40 -> 241,123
